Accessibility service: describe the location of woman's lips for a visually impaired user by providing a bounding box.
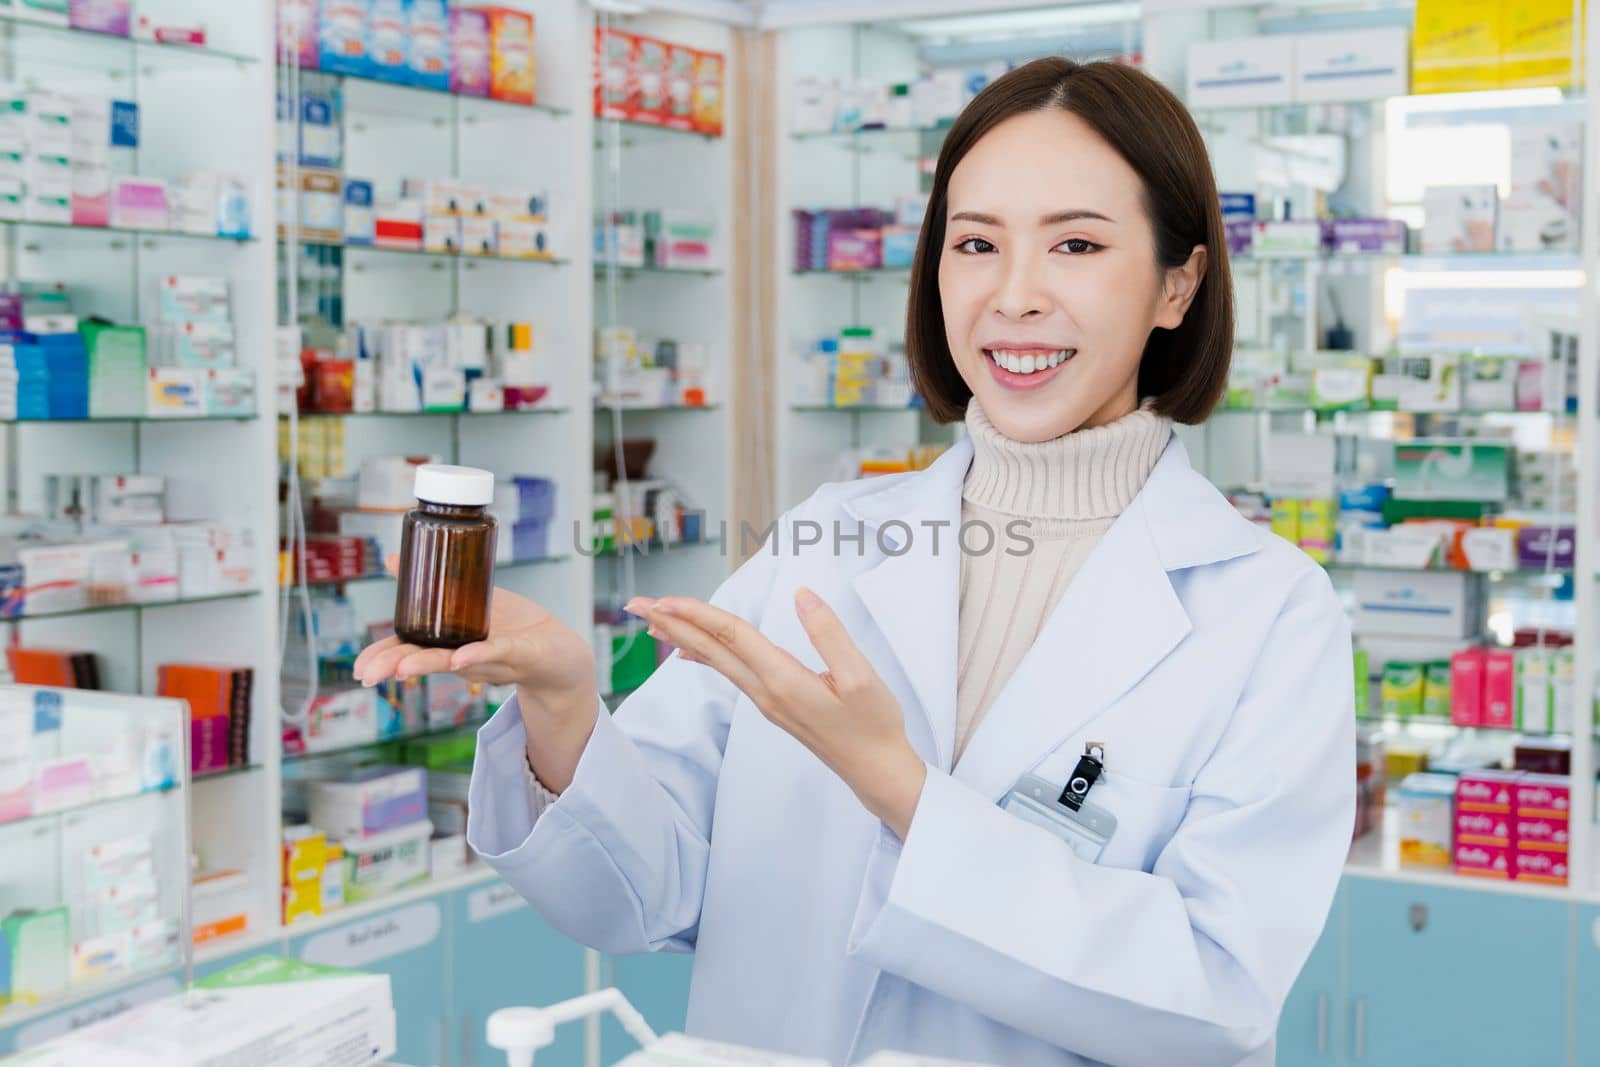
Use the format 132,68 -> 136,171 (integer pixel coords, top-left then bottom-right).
983,347 -> 1075,390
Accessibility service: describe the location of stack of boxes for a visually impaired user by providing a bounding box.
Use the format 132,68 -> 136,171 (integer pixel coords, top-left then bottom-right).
594,25 -> 723,135
791,199 -> 924,272
1454,771 -> 1570,885
594,325 -> 710,408
147,276 -> 254,419
491,476 -> 555,563
1419,124 -> 1581,254
305,767 -> 433,906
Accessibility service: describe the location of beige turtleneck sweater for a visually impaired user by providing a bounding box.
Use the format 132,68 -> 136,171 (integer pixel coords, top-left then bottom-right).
954,399 -> 1172,766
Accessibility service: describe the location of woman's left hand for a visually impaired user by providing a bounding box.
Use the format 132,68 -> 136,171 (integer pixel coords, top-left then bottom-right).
628,588 -> 927,840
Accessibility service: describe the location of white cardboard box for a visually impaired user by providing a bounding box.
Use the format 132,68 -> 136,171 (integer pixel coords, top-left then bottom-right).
1293,28 -> 1409,103
1421,185 -> 1498,254
1352,569 -> 1481,639
1187,37 -> 1294,109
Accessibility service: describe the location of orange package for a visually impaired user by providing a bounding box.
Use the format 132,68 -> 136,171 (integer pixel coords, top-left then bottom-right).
480,7 -> 535,105
692,49 -> 724,136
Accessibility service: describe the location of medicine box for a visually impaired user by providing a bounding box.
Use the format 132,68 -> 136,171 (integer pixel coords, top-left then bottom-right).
483,6 -> 535,106
1421,185 -> 1498,254
1457,770 -> 1518,814
1396,772 -> 1454,868
1352,570 -> 1479,640
1483,649 -> 1515,727
1514,774 -> 1570,818
341,817 -> 432,902
1455,809 -> 1511,847
1514,850 -> 1568,885
1412,0 -> 1502,95
307,765 -> 427,839
1455,841 -> 1512,880
1187,37 -> 1293,109
319,0 -> 372,77
450,8 -> 491,96
1391,441 -> 1510,502
407,0 -> 450,91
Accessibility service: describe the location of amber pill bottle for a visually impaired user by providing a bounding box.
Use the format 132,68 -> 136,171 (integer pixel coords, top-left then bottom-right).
394,465 -> 498,649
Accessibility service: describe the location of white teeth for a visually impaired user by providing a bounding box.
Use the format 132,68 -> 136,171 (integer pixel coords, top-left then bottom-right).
988,349 -> 1072,375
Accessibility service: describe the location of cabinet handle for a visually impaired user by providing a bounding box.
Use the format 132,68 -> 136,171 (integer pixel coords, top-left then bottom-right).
1353,997 -> 1366,1060
1316,993 -> 1328,1056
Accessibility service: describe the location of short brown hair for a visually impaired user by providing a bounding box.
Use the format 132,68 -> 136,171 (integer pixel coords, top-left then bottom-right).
906,58 -> 1233,425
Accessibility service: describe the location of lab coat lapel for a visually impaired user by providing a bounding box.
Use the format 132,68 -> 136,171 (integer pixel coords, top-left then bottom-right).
845,440 -> 971,772
952,487 -> 1193,802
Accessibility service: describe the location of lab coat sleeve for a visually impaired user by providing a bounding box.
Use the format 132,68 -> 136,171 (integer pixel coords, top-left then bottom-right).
847,569 -> 1356,1067
466,520 -> 789,957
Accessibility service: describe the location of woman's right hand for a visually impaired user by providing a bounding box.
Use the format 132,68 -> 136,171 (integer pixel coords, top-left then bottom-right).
352,586 -> 600,791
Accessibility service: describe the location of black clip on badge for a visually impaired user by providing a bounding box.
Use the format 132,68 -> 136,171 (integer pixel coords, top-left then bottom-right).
1059,743 -> 1105,812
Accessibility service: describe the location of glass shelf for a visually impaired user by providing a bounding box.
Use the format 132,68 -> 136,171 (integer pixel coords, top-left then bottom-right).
595,402 -> 721,413
293,555 -> 569,589
283,407 -> 567,420
304,67 -> 566,118
286,236 -> 568,268
283,715 -> 491,765
594,117 -> 723,145
0,14 -> 259,66
1358,713 -> 1568,735
792,404 -> 922,413
1,780 -> 178,834
193,763 -> 265,784
792,267 -> 911,279
791,125 -> 952,141
1324,562 -> 1571,581
0,589 -> 259,623
1234,250 -> 1581,269
3,218 -> 254,243
1216,407 -> 1568,419
0,413 -> 258,425
593,264 -> 723,278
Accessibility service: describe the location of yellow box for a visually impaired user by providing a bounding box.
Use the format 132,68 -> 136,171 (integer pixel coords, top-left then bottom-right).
1412,0 -> 1503,93
283,829 -> 328,886
283,882 -> 323,925
1502,0 -> 1582,89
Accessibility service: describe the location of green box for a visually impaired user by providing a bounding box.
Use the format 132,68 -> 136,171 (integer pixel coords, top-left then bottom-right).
1422,661 -> 1452,720
611,627 -> 659,693
399,732 -> 477,769
1392,441 -> 1511,503
1381,662 -> 1424,720
1353,648 -> 1370,719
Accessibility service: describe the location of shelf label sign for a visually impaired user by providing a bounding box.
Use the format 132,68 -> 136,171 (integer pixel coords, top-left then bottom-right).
15,976 -> 181,1051
300,901 -> 441,967
468,882 -> 524,923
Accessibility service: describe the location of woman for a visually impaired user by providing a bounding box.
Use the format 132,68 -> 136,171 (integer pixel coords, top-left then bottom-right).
356,58 -> 1355,1067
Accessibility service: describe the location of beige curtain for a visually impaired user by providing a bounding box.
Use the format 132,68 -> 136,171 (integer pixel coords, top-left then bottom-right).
729,29 -> 779,561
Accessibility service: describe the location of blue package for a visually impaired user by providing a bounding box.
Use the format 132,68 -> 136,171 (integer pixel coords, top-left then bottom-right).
367,0 -> 410,84
299,93 -> 341,168
1220,193 -> 1256,220
1339,483 -> 1390,514
318,0 -> 372,77
882,229 -> 918,269
110,101 -> 138,148
343,178 -> 374,244
407,0 -> 450,90
0,563 -> 22,618
33,690 -> 62,733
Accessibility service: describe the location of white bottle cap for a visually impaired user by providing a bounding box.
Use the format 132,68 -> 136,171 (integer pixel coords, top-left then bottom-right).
414,464 -> 494,506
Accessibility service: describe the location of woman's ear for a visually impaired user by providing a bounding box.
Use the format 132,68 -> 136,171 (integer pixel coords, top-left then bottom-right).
1154,245 -> 1207,330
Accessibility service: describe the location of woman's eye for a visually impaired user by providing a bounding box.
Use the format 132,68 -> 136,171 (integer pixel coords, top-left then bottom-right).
953,237 -> 996,254
1056,238 -> 1099,255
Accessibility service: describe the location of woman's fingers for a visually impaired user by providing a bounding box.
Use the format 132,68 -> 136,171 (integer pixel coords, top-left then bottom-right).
394,646 -> 456,680
353,635 -> 401,679
793,588 -> 874,692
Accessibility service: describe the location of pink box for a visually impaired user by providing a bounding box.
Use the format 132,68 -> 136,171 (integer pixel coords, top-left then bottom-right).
1457,770 -> 1518,814
190,716 -> 230,775
1514,815 -> 1570,852
1482,649 -> 1515,728
827,230 -> 882,271
1454,809 -> 1511,846
450,9 -> 491,97
1450,648 -> 1484,726
1455,841 -> 1513,879
1514,849 -> 1568,885
110,178 -> 169,231
69,0 -> 131,36
1514,774 -> 1571,818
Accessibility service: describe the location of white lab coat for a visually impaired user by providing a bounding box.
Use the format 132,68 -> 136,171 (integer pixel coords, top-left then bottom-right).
467,432 -> 1356,1067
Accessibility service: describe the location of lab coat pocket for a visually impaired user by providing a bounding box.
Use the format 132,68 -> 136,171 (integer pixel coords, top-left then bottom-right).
1087,773 -> 1191,873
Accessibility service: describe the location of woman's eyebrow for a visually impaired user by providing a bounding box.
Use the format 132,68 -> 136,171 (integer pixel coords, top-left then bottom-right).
948,209 -> 1116,227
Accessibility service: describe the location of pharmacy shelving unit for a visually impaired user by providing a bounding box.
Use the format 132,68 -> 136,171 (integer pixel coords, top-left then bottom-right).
1142,1 -> 1600,1063
0,0 -> 280,1042
773,21 -> 943,514
592,12 -> 737,639
270,0 -> 594,949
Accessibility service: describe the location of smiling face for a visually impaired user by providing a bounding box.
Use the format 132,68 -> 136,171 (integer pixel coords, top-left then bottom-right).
938,108 -> 1207,443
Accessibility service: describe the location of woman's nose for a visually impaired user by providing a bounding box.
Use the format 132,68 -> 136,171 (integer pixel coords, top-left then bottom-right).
992,256 -> 1051,319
